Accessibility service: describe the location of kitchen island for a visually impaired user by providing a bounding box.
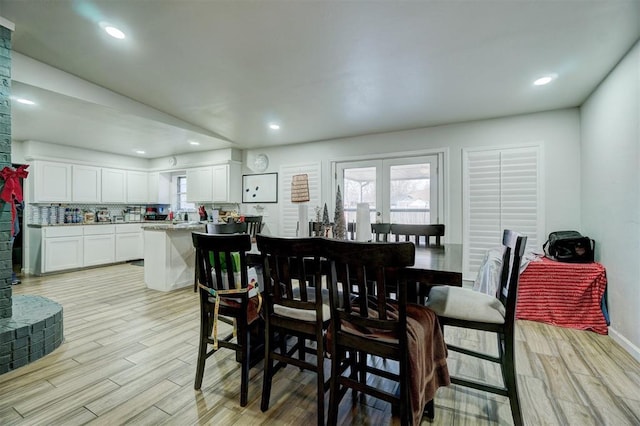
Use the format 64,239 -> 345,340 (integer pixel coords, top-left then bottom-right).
142,222 -> 205,291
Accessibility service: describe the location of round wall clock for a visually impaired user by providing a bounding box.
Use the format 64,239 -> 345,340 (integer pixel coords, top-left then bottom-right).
168,156 -> 177,167
253,153 -> 269,172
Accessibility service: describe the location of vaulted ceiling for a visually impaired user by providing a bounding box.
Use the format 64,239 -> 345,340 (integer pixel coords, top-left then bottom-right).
2,1 -> 639,158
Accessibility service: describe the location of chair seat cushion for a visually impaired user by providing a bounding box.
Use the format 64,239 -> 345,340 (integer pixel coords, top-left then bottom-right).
273,286 -> 331,322
274,303 -> 331,322
426,285 -> 505,324
208,294 -> 262,325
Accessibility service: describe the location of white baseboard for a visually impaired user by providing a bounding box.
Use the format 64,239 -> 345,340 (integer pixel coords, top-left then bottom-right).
609,327 -> 640,363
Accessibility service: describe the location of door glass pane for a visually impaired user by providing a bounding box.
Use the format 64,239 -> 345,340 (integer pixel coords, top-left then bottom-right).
389,163 -> 430,224
343,167 -> 376,223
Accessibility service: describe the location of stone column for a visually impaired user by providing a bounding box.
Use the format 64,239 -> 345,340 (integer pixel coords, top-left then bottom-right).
0,24 -> 12,319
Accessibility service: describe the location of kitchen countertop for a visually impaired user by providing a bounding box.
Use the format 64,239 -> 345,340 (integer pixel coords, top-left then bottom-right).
141,222 -> 206,231
28,221 -> 165,228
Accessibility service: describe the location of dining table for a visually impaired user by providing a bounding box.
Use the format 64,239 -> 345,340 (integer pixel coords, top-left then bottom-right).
412,243 -> 463,284
413,244 -> 462,272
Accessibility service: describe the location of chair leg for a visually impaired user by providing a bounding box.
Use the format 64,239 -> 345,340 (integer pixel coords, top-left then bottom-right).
194,311 -> 212,390
316,338 -> 325,425
424,399 -> 435,421
357,351 -> 366,401
261,326 -> 274,412
239,320 -> 250,407
298,335 -> 306,368
503,334 -> 523,426
328,346 -> 341,425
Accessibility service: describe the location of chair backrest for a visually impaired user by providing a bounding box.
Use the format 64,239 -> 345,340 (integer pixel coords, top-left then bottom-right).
499,229 -> 527,327
390,224 -> 445,246
256,235 -> 329,320
371,223 -> 392,242
207,222 -> 248,234
309,221 -> 322,236
309,221 -> 334,237
347,222 -> 357,240
192,232 -> 252,292
324,239 -> 415,340
243,216 -> 263,237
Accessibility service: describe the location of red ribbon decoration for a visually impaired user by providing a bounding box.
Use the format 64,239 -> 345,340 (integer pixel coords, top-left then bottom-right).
0,164 -> 29,236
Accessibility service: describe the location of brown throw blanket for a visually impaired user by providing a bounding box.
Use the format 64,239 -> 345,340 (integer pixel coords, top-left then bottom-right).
332,301 -> 450,424
405,303 -> 450,424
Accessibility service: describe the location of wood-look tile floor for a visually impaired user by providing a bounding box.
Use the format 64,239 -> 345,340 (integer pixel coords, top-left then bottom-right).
2,263 -> 640,425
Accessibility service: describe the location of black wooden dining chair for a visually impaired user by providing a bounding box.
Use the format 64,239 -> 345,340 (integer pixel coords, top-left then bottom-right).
425,229 -> 527,426
207,222 -> 248,234
324,239 -> 450,425
243,215 -> 263,238
371,223 -> 392,242
347,222 -> 357,240
256,235 -> 333,425
308,221 -> 334,237
191,232 -> 262,407
391,224 -> 445,246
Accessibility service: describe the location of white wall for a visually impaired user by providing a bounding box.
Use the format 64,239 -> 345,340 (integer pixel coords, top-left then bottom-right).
242,109 -> 582,242
581,40 -> 640,360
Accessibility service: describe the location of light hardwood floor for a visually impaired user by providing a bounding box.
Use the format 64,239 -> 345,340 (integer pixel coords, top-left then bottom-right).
2,263 -> 640,425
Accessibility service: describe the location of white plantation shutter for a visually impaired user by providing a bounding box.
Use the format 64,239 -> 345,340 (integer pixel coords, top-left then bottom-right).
463,146 -> 543,279
279,163 -> 322,237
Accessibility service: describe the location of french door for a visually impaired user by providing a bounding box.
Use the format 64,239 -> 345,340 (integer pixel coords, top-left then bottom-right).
335,155 -> 439,224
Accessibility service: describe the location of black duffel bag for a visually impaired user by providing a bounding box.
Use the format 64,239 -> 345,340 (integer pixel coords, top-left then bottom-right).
543,231 -> 595,263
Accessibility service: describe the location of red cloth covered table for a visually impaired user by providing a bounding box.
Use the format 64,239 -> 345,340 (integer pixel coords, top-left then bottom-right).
516,257 -> 608,335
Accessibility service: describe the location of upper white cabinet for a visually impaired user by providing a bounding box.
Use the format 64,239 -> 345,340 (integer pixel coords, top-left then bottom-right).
72,165 -> 101,203
213,163 -> 241,203
32,161 -> 72,203
186,167 -> 214,202
187,163 -> 241,203
126,170 -> 149,203
148,172 -> 171,204
101,168 -> 127,203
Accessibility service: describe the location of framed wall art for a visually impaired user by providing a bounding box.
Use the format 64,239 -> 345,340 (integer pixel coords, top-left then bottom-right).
242,172 -> 278,203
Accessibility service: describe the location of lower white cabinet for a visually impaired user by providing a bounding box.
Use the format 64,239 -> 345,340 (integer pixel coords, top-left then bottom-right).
84,225 -> 116,266
42,227 -> 84,273
116,224 -> 143,261
34,223 -> 143,274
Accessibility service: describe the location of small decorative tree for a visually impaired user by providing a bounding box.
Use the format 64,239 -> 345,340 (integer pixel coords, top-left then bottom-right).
322,203 -> 332,237
322,203 -> 330,226
333,185 -> 346,239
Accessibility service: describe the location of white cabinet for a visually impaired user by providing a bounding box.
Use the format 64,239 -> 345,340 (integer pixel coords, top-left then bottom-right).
72,165 -> 101,203
148,172 -> 171,204
212,163 -> 241,203
83,225 -> 116,266
32,161 -> 72,202
186,163 -> 241,203
42,226 -> 84,273
126,171 -> 149,203
116,223 -> 143,261
186,167 -> 213,202
101,168 -> 127,203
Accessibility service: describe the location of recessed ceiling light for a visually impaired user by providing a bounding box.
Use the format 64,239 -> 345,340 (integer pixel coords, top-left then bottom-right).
100,22 -> 126,39
134,150 -> 145,155
533,75 -> 556,86
189,140 -> 200,146
269,123 -> 280,130
13,97 -> 36,105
